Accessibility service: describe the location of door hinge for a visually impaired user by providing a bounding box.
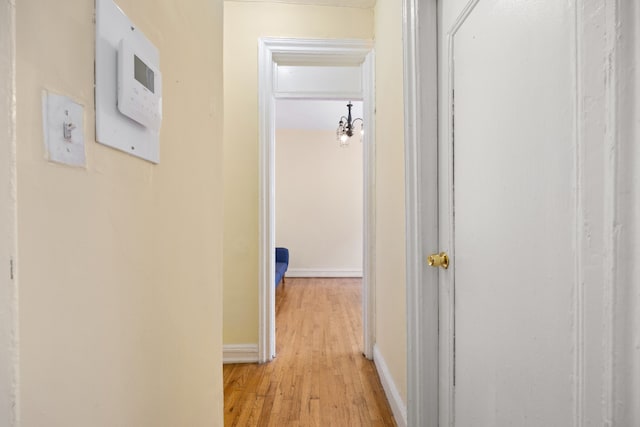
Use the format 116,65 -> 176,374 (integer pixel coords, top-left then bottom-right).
10,258 -> 14,280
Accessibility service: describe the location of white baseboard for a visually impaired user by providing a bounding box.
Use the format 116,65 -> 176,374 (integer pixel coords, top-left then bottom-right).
373,344 -> 407,427
287,268 -> 363,278
223,344 -> 259,364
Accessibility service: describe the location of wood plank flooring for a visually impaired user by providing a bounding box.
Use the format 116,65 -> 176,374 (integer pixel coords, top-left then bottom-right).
223,277 -> 396,426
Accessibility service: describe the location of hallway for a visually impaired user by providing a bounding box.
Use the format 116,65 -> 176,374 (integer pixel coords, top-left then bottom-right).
223,278 -> 396,426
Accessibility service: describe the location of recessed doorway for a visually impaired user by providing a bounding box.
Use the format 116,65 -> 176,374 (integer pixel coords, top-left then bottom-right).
258,38 -> 375,362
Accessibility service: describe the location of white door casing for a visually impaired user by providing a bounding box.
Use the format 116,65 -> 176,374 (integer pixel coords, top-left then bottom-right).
258,38 -> 375,362
404,0 -> 638,425
614,2 -> 640,425
403,0 -> 439,425
0,0 -> 19,425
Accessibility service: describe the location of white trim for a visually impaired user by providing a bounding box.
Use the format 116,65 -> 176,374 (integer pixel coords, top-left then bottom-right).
403,0 -> 439,425
572,1 -> 585,424
286,269 -> 363,278
273,91 -> 363,100
258,38 -> 276,364
361,48 -> 376,360
373,345 -> 407,427
613,1 -> 639,425
0,1 -> 18,425
222,344 -> 260,364
574,1 -> 624,424
258,37 -> 375,363
601,2 -> 619,425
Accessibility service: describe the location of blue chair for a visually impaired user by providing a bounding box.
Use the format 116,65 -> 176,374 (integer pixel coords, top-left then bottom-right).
275,247 -> 289,288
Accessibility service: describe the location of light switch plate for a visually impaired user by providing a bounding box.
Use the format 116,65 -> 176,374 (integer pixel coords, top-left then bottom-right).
42,91 -> 86,167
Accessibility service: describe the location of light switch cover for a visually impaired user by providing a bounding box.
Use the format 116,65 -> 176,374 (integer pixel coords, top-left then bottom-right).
42,91 -> 86,167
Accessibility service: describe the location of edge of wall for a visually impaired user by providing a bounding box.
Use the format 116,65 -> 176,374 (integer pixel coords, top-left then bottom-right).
373,344 -> 407,427
287,268 -> 363,278
0,0 -> 18,424
223,344 -> 259,364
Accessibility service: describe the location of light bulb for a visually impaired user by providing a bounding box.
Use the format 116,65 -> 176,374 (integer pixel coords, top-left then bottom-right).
340,134 -> 348,143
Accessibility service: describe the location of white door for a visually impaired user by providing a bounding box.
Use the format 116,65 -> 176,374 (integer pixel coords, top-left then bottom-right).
437,0 -> 577,425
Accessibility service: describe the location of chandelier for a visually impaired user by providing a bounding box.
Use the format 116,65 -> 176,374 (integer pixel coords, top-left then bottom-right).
336,102 -> 363,147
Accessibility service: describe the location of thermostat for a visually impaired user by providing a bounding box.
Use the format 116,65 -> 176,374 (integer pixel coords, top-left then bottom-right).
95,0 -> 162,163
117,36 -> 162,131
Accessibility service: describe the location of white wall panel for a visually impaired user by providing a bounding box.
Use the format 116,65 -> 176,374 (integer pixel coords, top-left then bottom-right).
276,65 -> 362,98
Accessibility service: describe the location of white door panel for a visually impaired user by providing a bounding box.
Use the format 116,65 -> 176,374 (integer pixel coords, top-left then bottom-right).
439,0 -> 577,425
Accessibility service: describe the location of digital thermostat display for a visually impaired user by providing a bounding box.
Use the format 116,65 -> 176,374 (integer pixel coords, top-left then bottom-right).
134,55 -> 154,93
95,0 -> 161,163
117,36 -> 162,131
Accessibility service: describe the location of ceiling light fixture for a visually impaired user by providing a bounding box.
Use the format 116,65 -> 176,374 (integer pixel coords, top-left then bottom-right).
336,101 -> 363,147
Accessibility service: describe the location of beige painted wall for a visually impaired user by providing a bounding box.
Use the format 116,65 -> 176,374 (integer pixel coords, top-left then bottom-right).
0,1 -> 17,424
223,1 -> 373,344
16,1 -> 224,425
374,0 -> 407,404
275,129 -> 362,274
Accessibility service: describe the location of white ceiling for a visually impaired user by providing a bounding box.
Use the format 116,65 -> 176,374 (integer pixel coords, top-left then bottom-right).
227,0 -> 376,8
276,99 -> 364,130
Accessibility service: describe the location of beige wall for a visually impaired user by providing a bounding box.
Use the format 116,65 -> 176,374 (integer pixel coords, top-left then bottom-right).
374,0 -> 407,405
0,0 -> 17,424
16,1 -> 224,425
223,1 -> 374,344
276,129 -> 362,274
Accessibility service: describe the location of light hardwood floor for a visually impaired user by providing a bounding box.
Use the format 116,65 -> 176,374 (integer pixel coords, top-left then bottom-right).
223,277 -> 397,426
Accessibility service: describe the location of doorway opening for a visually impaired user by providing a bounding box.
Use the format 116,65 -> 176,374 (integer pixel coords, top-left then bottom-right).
274,98 -> 365,350
258,38 -> 375,362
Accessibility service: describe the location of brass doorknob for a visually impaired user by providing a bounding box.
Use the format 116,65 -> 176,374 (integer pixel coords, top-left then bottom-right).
427,252 -> 449,269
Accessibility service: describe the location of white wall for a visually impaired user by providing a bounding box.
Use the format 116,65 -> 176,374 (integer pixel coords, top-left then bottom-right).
276,128 -> 362,276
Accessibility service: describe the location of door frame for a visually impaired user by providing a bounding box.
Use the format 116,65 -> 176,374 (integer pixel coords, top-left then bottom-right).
402,1 -> 439,425
258,38 -> 376,362
403,0 -> 635,425
0,1 -> 19,425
